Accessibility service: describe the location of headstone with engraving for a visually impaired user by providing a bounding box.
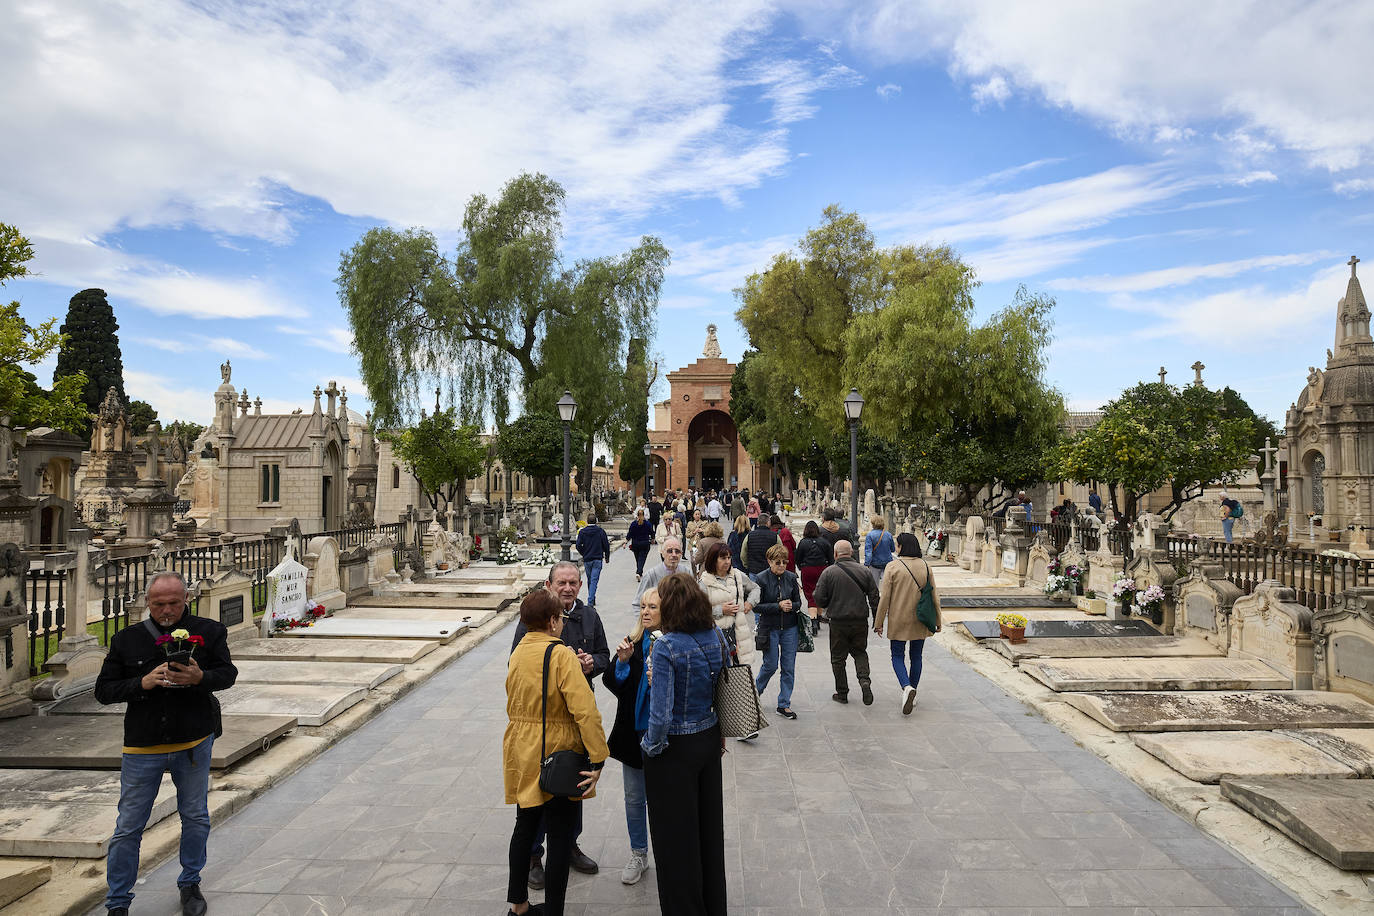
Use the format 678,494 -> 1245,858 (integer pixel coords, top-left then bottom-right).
1173,557 -> 1243,653
262,547 -> 308,637
1313,586 -> 1374,704
1230,579 -> 1314,689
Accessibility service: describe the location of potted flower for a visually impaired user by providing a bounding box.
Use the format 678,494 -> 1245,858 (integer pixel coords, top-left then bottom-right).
996,612 -> 1029,643
1110,575 -> 1136,621
1134,584 -> 1167,626
498,539 -> 521,565
1043,573 -> 1074,601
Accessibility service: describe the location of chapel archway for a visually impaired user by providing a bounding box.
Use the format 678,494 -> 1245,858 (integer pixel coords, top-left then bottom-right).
687,409 -> 737,492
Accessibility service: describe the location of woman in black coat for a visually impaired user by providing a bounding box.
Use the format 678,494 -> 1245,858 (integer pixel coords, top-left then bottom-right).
624,507 -> 655,579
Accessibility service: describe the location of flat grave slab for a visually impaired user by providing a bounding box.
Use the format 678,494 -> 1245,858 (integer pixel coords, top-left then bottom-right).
1284,728 -> 1374,777
233,637 -> 438,664
384,584 -> 510,603
943,596 -> 1074,608
0,768 -> 176,857
991,635 -> 1223,664
959,618 -> 1161,640
1133,731 -> 1357,783
351,593 -> 507,610
0,860 -> 51,906
51,683 -> 365,727
333,606 -> 496,629
1062,690 -> 1374,733
233,659 -> 403,689
276,618 -> 467,643
1022,656 -> 1291,692
1221,776 -> 1374,870
0,714 -> 296,769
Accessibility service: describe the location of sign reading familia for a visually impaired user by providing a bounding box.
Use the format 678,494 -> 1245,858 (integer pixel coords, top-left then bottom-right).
264,548 -> 309,635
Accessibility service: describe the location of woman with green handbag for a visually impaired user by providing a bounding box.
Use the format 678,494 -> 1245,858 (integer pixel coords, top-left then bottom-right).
873,532 -> 942,716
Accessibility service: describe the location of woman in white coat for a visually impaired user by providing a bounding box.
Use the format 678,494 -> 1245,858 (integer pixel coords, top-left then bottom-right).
695,541 -> 758,665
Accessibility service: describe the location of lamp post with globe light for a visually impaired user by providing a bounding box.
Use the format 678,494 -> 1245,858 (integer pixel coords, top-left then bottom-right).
843,388 -> 864,539
557,390 -> 577,562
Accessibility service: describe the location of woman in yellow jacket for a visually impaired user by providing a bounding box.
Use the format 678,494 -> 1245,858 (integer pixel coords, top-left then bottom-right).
504,589 -> 610,916
873,532 -> 943,717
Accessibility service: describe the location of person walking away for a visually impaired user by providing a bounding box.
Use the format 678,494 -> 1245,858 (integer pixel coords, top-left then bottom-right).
604,587 -> 663,886
812,540 -> 879,705
625,507 -> 655,580
505,590 -> 609,916
647,495 -> 664,539
795,520 -> 834,620
746,496 -> 761,528
510,562 -> 610,885
768,515 -> 796,572
641,573 -> 729,915
730,490 -> 746,523
874,533 -> 943,715
743,515 -> 780,575
863,515 -> 895,585
726,515 -> 750,572
819,507 -> 850,554
634,537 -> 686,612
1220,496 -> 1241,543
752,543 -> 803,720
696,541 -> 758,666
691,521 -> 725,577
574,512 -> 611,606
96,570 -> 236,916
1088,487 -> 1103,515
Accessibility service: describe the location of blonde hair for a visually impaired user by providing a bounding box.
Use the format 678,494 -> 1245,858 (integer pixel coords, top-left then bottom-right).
766,543 -> 789,564
703,521 -> 724,538
733,514 -> 750,535
871,515 -> 885,529
630,587 -> 659,642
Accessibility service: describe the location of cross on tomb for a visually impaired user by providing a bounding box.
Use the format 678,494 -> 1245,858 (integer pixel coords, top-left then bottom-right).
1158,366 -> 1167,384
1351,255 -> 1361,276
1191,361 -> 1205,387
1260,437 -> 1279,475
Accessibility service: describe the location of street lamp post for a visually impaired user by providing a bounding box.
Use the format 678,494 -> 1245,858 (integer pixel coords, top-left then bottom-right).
843,388 -> 864,537
643,442 -> 653,498
557,390 -> 578,562
771,439 -> 779,496
668,456 -> 673,492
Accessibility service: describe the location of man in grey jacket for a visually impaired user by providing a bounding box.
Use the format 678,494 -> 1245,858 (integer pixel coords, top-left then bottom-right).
811,540 -> 879,705
632,536 -> 685,611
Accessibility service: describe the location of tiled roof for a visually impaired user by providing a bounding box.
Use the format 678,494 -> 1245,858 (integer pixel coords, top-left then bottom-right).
233,415 -> 315,450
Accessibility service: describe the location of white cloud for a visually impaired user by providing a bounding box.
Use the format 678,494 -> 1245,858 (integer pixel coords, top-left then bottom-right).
1236,170 -> 1278,186
666,233 -> 798,292
1335,178 -> 1374,196
276,325 -> 355,354
133,335 -> 269,358
124,369 -> 214,424
1050,251 -> 1336,294
875,82 -> 901,100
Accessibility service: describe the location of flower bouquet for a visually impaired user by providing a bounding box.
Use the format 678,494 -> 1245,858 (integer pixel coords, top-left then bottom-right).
498,539 -> 521,565
1111,575 -> 1136,619
1133,584 -> 1166,625
1043,573 -> 1074,598
154,628 -> 204,685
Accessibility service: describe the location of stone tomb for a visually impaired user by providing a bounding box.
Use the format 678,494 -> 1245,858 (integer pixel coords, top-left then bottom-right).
334,605 -> 496,629
304,535 -> 345,611
0,769 -> 177,857
959,515 -> 983,570
352,592 -> 507,611
0,713 -> 296,769
1132,731 -> 1360,783
233,659 -> 403,689
276,617 -> 467,643
1313,586 -> 1374,704
1020,656 -> 1292,692
1230,580 -> 1315,689
1173,558 -> 1243,653
990,635 -> 1223,665
231,636 -> 438,665
192,563 -> 258,643
1062,690 -> 1374,733
262,546 -> 309,637
1024,538 -> 1055,591
52,682 -> 365,727
1221,776 -> 1374,870
959,618 -> 1161,640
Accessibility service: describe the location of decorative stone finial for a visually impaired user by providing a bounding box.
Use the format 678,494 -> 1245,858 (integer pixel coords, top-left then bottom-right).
1191,361 -> 1205,387
253,396 -> 262,417
1351,254 -> 1360,277
1158,366 -> 1167,384
703,324 -> 722,359
312,386 -> 323,414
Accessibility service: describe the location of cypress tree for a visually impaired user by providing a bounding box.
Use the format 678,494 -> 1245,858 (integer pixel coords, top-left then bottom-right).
54,288 -> 124,414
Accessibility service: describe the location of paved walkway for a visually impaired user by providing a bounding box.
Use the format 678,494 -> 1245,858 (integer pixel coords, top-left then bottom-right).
112,548 -> 1309,915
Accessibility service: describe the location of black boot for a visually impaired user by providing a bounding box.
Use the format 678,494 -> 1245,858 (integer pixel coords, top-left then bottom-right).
180,884 -> 207,916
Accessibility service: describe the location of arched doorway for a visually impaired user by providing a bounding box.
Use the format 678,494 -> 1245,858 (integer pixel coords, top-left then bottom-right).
687,409 -> 737,491
1306,450 -> 1327,516
323,441 -> 344,528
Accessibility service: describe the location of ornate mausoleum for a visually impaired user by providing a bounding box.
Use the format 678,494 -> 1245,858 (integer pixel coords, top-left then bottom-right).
1285,256 -> 1374,541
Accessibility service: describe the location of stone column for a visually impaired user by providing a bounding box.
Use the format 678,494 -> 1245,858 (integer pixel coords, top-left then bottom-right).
0,542 -> 33,717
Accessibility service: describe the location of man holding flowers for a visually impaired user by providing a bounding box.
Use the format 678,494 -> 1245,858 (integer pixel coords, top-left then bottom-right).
95,570 -> 238,916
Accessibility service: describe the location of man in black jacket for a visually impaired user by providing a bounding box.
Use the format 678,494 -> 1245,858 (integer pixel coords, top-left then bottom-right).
95,570 -> 237,916
573,512 -> 612,606
812,540 -> 879,706
743,521 -> 780,575
510,560 -> 610,883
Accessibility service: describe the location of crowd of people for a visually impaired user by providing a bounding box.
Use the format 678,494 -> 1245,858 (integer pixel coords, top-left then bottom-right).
503,503 -> 943,916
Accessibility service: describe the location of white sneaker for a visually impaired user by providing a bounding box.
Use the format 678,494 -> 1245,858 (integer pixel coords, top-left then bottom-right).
621,850 -> 649,885
902,686 -> 917,715
735,731 -> 759,741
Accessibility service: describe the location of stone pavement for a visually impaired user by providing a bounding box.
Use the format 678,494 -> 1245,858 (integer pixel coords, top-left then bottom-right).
104,548 -> 1309,915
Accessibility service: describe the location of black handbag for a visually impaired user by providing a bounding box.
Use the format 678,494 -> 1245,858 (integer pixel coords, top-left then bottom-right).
537,642 -> 592,797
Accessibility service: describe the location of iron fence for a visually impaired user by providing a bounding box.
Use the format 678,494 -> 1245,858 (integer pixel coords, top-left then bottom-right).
26,568 -> 67,677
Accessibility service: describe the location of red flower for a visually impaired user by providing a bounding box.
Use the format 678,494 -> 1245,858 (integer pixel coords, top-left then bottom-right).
154,634 -> 173,646
187,635 -> 205,646
310,606 -> 326,617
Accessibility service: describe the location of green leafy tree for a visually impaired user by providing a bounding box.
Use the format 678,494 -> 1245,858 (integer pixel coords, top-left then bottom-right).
54,288 -> 124,416
0,224 -> 88,432
1054,381 -> 1255,522
381,409 -> 486,513
128,399 -> 158,434
165,420 -> 206,449
496,412 -> 588,496
1218,386 -> 1281,455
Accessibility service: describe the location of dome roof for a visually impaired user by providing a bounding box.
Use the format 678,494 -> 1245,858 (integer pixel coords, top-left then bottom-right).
1320,361 -> 1374,406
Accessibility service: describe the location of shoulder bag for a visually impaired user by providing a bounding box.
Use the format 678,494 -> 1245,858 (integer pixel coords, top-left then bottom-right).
708,628 -> 769,738
537,642 -> 592,797
900,560 -> 941,634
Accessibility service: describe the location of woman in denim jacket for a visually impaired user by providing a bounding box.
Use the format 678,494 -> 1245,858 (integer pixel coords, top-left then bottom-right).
640,572 -> 728,916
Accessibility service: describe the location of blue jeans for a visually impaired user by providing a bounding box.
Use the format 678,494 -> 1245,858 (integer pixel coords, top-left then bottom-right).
106,736 -> 214,910
890,639 -> 926,690
584,558 -> 604,603
623,764 -> 649,854
755,620 -> 798,709
1222,517 -> 1234,543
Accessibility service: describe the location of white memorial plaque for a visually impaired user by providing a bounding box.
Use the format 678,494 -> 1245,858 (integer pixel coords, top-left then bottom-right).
263,547 -> 309,636
1002,548 -> 1017,571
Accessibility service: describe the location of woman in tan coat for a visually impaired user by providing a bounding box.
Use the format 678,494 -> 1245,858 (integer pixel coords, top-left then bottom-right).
504,590 -> 610,916
874,532 -> 942,716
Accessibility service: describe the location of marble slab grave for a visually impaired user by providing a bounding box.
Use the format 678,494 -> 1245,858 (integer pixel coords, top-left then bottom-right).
942,596 -> 1075,608
0,768 -> 177,857
232,637 -> 438,664
1133,731 -> 1357,783
50,683 -> 365,727
991,635 -> 1223,664
1021,656 -> 1292,692
959,618 -> 1161,640
1062,690 -> 1374,733
0,714 -> 296,769
351,593 -> 507,610
333,606 -> 496,628
275,618 -> 467,643
232,659 -> 403,689
0,860 -> 51,906
1221,776 -> 1374,870
1283,728 -> 1374,777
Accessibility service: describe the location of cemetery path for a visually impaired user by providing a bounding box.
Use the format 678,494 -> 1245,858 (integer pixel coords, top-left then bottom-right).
108,550 -> 1309,915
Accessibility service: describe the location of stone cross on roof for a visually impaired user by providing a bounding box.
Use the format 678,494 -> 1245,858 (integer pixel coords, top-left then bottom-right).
1191,361 -> 1205,387
1351,254 -> 1360,276
1260,437 -> 1279,475
1158,366 -> 1167,384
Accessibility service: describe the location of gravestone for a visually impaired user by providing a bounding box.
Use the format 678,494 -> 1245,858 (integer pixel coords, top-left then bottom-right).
959,516 -> 983,570
1020,656 -> 1291,692
193,565 -> 257,643
1025,540 -> 1054,590
1221,777 -> 1374,870
958,618 -> 1161,640
339,544 -> 369,601
1231,579 -> 1315,689
366,532 -> 396,584
1313,586 -> 1374,704
1063,689 -> 1374,732
1134,731 -> 1358,783
1125,550 -> 1179,632
304,535 -> 345,610
261,546 -> 308,637
1173,557 -> 1243,652
980,537 -> 1000,576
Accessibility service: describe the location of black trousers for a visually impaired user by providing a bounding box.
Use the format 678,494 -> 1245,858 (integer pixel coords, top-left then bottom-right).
829,619 -> 871,695
643,725 -> 727,915
508,796 -> 577,914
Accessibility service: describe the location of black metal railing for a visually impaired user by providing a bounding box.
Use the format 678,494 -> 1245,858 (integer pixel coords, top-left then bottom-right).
27,568 -> 67,677
299,524 -> 376,552
96,554 -> 148,646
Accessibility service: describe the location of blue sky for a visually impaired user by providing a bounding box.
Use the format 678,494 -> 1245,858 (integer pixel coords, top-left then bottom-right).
5,1 -> 1372,433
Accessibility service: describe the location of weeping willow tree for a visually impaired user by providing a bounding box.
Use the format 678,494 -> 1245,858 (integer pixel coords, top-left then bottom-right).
338,172 -> 667,498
